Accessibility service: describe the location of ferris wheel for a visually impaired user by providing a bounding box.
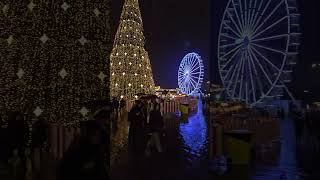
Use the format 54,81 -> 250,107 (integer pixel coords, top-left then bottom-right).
178,53 -> 204,95
218,0 -> 300,106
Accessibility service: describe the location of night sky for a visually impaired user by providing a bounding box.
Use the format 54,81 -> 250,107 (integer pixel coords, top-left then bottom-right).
112,0 -> 320,99
112,0 -> 211,89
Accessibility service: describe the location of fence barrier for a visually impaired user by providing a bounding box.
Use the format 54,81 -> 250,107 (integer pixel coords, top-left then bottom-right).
48,98 -> 198,160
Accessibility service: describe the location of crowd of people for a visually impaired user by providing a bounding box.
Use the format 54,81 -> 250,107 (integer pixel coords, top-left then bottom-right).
0,97 -> 167,179
110,98 -> 165,158
128,100 -> 165,157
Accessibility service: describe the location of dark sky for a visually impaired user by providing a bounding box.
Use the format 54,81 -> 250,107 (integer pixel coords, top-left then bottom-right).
112,0 -> 320,99
210,0 -> 320,99
112,0 -> 211,89
295,0 -> 320,99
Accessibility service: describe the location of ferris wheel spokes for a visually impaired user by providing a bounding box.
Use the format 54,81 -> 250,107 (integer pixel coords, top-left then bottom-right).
252,16 -> 288,40
250,45 -> 281,71
252,0 -> 273,33
178,53 -> 204,96
251,43 -> 286,56
253,0 -> 286,35
251,34 -> 289,43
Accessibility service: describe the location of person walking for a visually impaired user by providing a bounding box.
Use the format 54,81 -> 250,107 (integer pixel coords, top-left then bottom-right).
141,101 -> 149,130
0,116 -> 9,168
128,100 -> 145,155
112,98 -> 119,119
57,120 -> 108,180
112,98 -> 119,133
32,118 -> 49,175
93,107 -> 110,176
145,103 -> 164,156
7,112 -> 28,179
119,98 -> 126,116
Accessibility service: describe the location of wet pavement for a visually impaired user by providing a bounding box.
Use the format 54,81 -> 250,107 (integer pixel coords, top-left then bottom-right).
111,100 -> 314,180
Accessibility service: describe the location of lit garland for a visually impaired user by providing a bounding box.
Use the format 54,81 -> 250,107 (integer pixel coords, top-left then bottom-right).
110,0 -> 155,99
0,1 -> 112,126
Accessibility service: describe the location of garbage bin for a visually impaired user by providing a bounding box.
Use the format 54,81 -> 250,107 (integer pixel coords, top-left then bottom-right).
180,103 -> 189,115
224,130 -> 252,165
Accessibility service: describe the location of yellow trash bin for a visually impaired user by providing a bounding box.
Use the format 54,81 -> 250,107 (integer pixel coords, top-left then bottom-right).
180,103 -> 189,115
224,130 -> 252,165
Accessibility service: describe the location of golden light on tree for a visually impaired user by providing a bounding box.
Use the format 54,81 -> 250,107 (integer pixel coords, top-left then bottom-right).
0,1 -> 112,126
110,0 -> 155,99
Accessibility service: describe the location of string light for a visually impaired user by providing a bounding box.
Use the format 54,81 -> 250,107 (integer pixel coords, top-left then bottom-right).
0,1 -> 112,126
110,0 -> 155,99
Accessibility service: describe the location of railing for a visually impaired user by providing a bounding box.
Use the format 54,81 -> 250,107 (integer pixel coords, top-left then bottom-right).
125,100 -> 180,114
125,97 -> 198,115
48,98 -> 199,160
48,124 -> 81,160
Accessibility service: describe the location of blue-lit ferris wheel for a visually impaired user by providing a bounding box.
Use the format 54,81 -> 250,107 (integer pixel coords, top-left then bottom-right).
178,53 -> 204,95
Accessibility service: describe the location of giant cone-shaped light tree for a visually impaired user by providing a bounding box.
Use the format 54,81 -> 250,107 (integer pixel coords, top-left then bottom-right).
0,1 -> 112,126
110,0 -> 155,99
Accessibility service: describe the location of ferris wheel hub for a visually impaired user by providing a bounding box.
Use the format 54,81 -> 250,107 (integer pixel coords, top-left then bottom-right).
242,36 -> 250,49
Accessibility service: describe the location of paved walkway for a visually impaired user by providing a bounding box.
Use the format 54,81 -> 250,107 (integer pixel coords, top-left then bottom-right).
110,110 -> 129,169
110,107 -> 216,180
111,101 -> 314,180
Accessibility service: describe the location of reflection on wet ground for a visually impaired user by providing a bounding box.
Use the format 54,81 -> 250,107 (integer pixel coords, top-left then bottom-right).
251,117 -> 305,180
111,101 -> 311,180
179,105 -> 208,162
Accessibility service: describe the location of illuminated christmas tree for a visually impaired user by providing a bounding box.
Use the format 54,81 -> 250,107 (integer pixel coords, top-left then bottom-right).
0,1 -> 112,126
110,0 -> 155,99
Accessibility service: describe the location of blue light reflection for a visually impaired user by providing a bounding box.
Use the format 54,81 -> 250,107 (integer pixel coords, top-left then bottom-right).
179,100 -> 208,158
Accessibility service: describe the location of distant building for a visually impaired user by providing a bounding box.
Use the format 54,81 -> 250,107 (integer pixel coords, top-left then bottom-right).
154,87 -> 183,100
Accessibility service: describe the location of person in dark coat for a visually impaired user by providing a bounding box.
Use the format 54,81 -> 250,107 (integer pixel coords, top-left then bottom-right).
112,98 -> 119,119
7,112 -> 28,159
141,101 -> 149,128
57,120 -> 108,180
120,98 -> 126,115
128,100 -> 145,154
145,103 -> 164,156
32,118 -> 49,150
111,98 -> 119,132
0,116 -> 9,164
93,107 -> 110,174
6,112 -> 28,179
32,118 -> 49,174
